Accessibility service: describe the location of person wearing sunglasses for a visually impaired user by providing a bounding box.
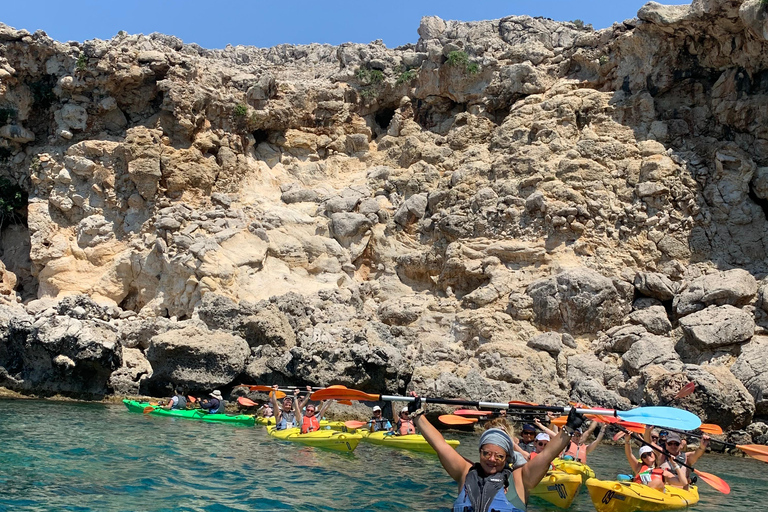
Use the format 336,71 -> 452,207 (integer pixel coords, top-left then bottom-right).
367,405 -> 392,432
411,394 -> 586,512
297,398 -> 333,434
516,424 -> 537,459
561,421 -> 604,463
658,432 -> 710,489
624,439 -> 687,491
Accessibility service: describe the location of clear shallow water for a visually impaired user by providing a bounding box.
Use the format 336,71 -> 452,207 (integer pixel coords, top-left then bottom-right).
0,400 -> 765,512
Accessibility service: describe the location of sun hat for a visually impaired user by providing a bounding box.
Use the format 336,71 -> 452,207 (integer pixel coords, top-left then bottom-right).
639,446 -> 654,456
372,405 -> 382,412
535,433 -> 550,442
210,390 -> 223,399
401,406 -> 410,413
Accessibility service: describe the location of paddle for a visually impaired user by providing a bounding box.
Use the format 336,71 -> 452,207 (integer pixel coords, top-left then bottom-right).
668,429 -> 768,463
660,381 -> 696,406
237,397 -> 258,407
143,405 -> 156,414
622,429 -> 730,494
453,409 -> 494,417
309,388 -> 702,431
439,415 -> 479,426
344,420 -> 368,429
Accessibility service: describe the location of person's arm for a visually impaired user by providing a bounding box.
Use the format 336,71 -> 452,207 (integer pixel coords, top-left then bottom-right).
663,459 -> 687,486
317,400 -> 333,419
586,424 -> 605,454
686,434 -> 709,465
514,443 -> 532,461
163,397 -> 174,410
583,421 -> 598,439
643,425 -> 653,444
533,418 -> 558,438
293,391 -> 303,426
414,413 -> 471,483
624,436 -> 642,474
522,429 -> 571,489
271,385 -> 282,424
299,386 -> 312,410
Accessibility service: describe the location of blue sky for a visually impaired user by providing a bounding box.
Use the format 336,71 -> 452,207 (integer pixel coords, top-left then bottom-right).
1,1 -> 685,49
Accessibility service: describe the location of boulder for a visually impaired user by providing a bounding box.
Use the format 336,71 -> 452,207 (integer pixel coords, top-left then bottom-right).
679,365 -> 755,429
674,269 -> 758,316
622,336 -> 682,376
526,332 -> 563,356
569,378 -> 632,410
633,272 -> 678,301
678,305 -> 754,348
731,336 -> 768,416
628,305 -> 672,335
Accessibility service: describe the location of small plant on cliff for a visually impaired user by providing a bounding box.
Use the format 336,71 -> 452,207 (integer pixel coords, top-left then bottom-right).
396,67 -> 417,85
233,103 -> 248,117
356,67 -> 384,85
446,50 -> 469,67
76,52 -> 88,71
0,177 -> 27,227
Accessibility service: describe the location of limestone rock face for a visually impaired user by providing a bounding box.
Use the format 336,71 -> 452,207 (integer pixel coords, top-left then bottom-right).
3,1 -> 768,430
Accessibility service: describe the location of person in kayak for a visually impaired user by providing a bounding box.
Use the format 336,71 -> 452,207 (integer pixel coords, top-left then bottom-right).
296,398 -> 333,434
413,395 -> 584,512
624,437 -> 686,491
657,432 -> 709,489
367,405 -> 392,432
396,406 -> 416,435
200,390 -> 226,414
257,402 -> 273,418
560,422 -> 604,463
163,386 -> 187,410
516,423 -> 537,460
270,385 -> 299,430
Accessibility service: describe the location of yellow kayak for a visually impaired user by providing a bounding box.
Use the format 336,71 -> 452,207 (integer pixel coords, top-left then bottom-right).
585,478 -> 699,512
531,470 -> 583,509
553,458 -> 596,483
266,426 -> 363,452
359,430 -> 460,454
256,417 -> 345,430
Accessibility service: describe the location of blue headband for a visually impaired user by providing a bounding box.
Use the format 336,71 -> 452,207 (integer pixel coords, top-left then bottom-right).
479,428 -> 515,456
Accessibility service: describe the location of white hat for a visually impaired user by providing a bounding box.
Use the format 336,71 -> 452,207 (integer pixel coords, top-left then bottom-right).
210,390 -> 223,399
639,446 -> 654,457
401,406 -> 410,413
535,433 -> 550,442
372,405 -> 382,412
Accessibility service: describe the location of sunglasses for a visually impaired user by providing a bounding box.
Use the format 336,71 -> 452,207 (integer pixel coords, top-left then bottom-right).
522,431 -> 535,435
480,450 -> 506,461
641,452 -> 654,458
651,436 -> 659,441
666,442 -> 680,447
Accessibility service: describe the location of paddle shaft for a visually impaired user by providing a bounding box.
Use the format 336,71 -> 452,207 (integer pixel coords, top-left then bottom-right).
626,430 -> 697,472
379,395 -> 618,417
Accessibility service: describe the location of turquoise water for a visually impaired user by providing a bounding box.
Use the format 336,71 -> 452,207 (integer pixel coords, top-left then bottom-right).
0,400 -> 764,511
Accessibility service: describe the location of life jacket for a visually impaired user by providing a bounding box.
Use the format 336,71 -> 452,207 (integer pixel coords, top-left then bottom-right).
204,398 -> 225,414
529,451 -> 554,471
370,418 -> 391,432
661,452 -> 691,484
634,465 -> 664,485
453,463 -> 526,512
562,441 -> 587,463
276,411 -> 296,430
398,418 -> 415,435
518,441 -> 536,454
171,394 -> 187,410
301,414 -> 320,434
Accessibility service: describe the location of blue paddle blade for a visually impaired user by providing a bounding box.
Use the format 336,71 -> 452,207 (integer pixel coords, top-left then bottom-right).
617,406 -> 701,430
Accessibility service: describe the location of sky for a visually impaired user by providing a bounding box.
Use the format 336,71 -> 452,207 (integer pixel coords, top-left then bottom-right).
0,1 -> 688,50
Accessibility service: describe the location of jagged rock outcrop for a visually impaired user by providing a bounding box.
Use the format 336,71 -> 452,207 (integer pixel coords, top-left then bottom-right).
3,0 -> 768,432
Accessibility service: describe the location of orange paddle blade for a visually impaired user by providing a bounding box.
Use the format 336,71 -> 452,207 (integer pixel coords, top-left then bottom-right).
311,388 -> 380,401
508,401 -> 538,406
268,390 -> 286,399
344,420 -> 367,429
694,469 -> 730,494
737,444 -> 768,463
338,400 -> 353,406
613,431 -> 626,441
675,381 -> 696,399
143,406 -> 155,414
551,416 -> 567,427
699,423 -> 723,435
439,414 -> 478,426
237,397 -> 257,407
453,409 -> 493,417
616,421 -> 646,434
187,395 -> 197,403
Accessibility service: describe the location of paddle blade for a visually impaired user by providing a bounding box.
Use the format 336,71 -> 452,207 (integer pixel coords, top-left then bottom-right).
453,409 -> 493,417
338,400 -> 353,406
310,388 -> 380,401
188,395 -> 197,403
344,420 -> 367,429
675,381 -> 696,399
737,444 -> 768,463
613,431 -> 626,441
699,423 -> 723,435
616,421 -> 646,434
551,416 -> 567,427
508,401 -> 538,407
143,406 -> 155,414
237,397 -> 257,407
617,406 -> 701,430
268,390 -> 286,399
439,415 -> 478,426
694,469 -> 730,494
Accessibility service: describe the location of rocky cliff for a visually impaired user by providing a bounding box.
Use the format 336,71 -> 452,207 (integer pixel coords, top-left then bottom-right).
2,0 -> 768,437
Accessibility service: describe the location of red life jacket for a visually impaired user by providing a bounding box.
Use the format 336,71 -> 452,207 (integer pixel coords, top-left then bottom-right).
301,414 -> 320,434
634,465 -> 664,485
398,418 -> 415,435
562,441 -> 587,463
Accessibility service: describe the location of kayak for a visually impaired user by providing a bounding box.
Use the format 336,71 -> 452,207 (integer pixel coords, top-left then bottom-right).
553,457 -> 596,483
531,470 -> 583,509
359,430 -> 460,454
267,426 -> 363,452
123,399 -> 255,426
585,478 -> 699,512
256,417 -> 345,430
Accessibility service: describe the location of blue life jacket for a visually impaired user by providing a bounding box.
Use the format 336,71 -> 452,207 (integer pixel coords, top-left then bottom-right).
453,464 -> 526,512
276,411 -> 296,430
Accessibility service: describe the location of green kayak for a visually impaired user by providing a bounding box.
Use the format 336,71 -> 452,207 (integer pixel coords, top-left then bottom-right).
123,399 -> 255,426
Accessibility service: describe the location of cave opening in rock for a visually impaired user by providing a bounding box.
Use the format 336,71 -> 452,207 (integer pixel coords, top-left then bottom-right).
252,129 -> 270,146
748,183 -> 768,222
374,107 -> 396,132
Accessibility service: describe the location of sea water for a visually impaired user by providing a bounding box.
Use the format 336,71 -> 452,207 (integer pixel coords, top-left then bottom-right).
0,400 -> 764,511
